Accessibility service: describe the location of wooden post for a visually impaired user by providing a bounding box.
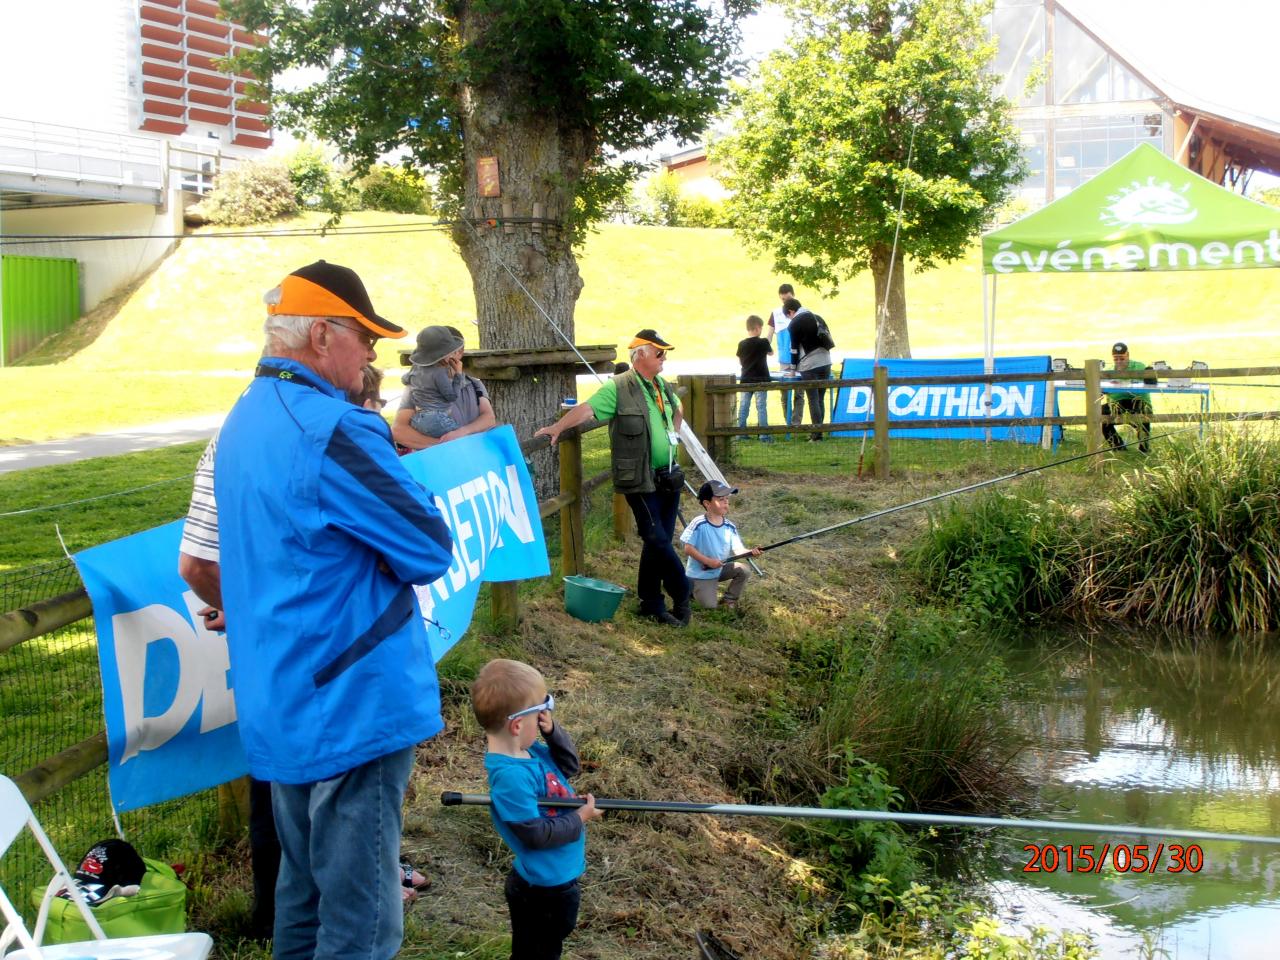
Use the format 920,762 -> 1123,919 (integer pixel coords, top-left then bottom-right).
216,776 -> 251,844
559,425 -> 585,577
705,374 -> 735,464
491,582 -> 520,632
873,365 -> 890,481
1085,359 -> 1104,467
1041,377 -> 1056,450
612,492 -> 630,541
532,201 -> 543,235
501,199 -> 515,234
680,375 -> 708,471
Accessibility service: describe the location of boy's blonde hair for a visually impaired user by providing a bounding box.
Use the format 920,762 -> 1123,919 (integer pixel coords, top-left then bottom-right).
472,659 -> 546,732
746,314 -> 764,332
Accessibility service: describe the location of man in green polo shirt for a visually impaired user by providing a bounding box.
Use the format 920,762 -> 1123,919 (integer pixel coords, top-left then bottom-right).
537,329 -> 691,627
1102,341 -> 1153,454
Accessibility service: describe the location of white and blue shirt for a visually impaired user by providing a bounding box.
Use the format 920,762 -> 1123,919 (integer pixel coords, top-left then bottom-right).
680,514 -> 747,579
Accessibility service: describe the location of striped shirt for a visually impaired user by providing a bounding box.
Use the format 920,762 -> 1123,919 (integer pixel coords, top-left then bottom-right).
179,434 -> 219,561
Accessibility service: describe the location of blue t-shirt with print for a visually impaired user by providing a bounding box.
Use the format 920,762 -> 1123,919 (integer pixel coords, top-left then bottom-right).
680,514 -> 747,579
485,743 -> 584,887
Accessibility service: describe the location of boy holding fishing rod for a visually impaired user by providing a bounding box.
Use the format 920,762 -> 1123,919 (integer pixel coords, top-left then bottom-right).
681,481 -> 764,610
473,659 -> 602,960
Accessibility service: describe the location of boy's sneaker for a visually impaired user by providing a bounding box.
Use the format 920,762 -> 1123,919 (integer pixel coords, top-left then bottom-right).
673,602 -> 692,626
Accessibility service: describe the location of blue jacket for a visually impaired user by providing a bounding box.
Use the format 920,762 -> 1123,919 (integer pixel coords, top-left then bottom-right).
215,358 -> 454,784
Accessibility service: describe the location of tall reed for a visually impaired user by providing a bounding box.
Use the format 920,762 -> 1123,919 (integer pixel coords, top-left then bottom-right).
1079,431 -> 1280,634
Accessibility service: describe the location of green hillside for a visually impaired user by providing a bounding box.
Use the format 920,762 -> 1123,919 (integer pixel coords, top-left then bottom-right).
3,211 -> 1278,443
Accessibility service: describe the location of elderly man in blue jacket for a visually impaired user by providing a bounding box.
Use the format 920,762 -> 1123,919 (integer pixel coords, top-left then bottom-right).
214,260 -> 454,960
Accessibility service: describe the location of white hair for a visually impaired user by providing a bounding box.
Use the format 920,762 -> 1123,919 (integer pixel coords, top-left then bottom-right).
263,313 -> 325,351
630,343 -> 654,363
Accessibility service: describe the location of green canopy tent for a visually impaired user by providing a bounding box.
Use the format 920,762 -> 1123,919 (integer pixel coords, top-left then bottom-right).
979,143 -> 1280,375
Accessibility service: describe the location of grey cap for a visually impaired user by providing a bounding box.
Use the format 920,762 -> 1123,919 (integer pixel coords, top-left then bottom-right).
698,480 -> 739,502
410,325 -> 465,365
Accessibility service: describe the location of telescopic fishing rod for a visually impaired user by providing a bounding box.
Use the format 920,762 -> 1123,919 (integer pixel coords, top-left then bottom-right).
440,791 -> 1280,846
724,423 -> 1202,563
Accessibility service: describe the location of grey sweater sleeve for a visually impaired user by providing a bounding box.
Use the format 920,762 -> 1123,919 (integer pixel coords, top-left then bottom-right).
542,721 -> 581,778
506,809 -> 584,850
428,365 -> 459,402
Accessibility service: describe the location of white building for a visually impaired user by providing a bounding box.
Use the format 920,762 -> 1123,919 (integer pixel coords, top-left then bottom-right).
0,0 -> 272,359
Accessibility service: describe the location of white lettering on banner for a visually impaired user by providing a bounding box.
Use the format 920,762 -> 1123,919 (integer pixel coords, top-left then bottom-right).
114,596 -> 235,763
841,383 -> 1036,422
990,230 -> 1280,274
416,465 -> 538,622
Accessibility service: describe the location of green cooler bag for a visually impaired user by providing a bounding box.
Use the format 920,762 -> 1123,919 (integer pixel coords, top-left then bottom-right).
32,858 -> 188,944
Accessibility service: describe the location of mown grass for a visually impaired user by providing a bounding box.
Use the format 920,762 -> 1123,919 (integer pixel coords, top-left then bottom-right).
5,213 -> 1280,444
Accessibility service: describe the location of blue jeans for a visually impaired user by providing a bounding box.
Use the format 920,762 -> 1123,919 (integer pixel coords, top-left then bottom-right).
409,407 -> 460,438
737,389 -> 770,440
624,485 -> 690,616
271,747 -> 415,960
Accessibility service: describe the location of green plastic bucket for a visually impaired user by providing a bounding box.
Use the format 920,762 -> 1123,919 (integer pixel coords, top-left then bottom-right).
564,575 -> 625,622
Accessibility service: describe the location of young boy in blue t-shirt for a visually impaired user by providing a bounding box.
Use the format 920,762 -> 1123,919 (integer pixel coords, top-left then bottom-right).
680,481 -> 763,610
473,659 -> 602,960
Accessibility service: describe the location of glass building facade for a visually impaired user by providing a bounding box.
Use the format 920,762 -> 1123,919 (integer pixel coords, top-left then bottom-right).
989,0 -> 1169,205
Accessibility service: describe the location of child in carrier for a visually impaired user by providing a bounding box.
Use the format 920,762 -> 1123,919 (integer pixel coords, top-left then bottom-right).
402,325 -> 466,438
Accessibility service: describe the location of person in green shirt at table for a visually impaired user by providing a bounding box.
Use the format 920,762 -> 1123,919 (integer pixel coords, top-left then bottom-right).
1102,341 -> 1154,454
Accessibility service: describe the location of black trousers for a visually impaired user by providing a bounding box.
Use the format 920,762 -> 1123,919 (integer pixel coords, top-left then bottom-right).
795,365 -> 832,435
249,777 -> 282,938
505,871 -> 581,960
1102,396 -> 1152,452
624,486 -> 690,616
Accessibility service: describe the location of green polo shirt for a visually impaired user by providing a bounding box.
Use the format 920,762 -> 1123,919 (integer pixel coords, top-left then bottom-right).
588,376 -> 681,469
1104,359 -> 1150,403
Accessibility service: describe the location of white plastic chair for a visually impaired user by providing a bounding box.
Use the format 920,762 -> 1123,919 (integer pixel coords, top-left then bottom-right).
0,776 -> 212,959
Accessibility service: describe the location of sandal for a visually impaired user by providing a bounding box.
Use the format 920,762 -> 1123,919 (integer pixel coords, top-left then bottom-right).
401,861 -> 430,890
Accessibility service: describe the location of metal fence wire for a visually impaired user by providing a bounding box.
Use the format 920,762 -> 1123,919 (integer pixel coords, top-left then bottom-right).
0,558 -> 218,923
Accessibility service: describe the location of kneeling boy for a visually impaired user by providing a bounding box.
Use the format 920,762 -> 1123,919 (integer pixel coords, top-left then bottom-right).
681,481 -> 763,610
472,659 -> 601,960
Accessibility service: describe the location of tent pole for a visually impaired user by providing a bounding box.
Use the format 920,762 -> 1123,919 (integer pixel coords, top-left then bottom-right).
983,273 -> 994,443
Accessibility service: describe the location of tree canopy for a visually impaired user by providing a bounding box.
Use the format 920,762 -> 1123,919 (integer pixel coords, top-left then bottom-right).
714,0 -> 1024,357
225,0 -> 750,236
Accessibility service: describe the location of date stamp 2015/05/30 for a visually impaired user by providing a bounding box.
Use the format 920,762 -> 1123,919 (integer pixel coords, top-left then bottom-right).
1023,843 -> 1204,874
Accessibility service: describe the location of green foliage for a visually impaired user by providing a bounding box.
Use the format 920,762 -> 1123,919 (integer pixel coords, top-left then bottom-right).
197,161 -> 298,225
1081,432 -> 1280,634
645,171 -> 684,226
357,165 -> 431,214
715,0 -> 1024,296
680,195 -> 732,228
815,608 -> 1018,810
798,755 -> 926,912
284,143 -> 339,209
909,489 -> 1081,623
224,0 -> 749,238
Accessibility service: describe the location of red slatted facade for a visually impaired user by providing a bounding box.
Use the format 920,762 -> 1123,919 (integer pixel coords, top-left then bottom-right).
138,0 -> 271,148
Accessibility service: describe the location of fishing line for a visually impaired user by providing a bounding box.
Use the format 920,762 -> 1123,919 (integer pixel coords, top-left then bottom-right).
723,422 -> 1207,562
440,791 -> 1280,846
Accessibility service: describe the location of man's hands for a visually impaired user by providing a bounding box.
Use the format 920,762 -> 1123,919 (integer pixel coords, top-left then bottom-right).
198,606 -> 226,631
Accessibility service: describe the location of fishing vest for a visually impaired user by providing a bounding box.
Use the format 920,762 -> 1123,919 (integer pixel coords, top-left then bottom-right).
609,371 -> 677,495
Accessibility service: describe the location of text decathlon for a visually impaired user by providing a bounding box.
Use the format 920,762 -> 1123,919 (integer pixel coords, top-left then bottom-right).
843,384 -> 1035,418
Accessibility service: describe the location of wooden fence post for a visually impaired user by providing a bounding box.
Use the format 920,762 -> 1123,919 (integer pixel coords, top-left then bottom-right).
216,776 -> 251,844
706,374 -> 735,464
612,492 -> 630,541
873,365 -> 890,481
559,427 -> 585,577
491,582 -> 520,632
1084,359 -> 1104,467
679,375 -> 707,471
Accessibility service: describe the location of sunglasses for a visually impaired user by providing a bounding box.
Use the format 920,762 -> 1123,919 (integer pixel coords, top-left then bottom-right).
326,318 -> 380,350
654,350 -> 666,360
507,693 -> 555,722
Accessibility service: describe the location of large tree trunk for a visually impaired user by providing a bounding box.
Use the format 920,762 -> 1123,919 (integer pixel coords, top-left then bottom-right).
453,19 -> 595,498
870,244 -> 910,359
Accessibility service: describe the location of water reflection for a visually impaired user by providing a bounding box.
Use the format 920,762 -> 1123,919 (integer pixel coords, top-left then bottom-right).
986,632 -> 1280,958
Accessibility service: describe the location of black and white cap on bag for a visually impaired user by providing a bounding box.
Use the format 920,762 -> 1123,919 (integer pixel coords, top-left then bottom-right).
60,839 -> 146,905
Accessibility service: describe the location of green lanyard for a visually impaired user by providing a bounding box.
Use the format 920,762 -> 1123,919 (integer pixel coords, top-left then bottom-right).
639,376 -> 675,433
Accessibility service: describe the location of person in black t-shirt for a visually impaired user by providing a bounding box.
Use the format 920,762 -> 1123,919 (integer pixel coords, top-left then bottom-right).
736,315 -> 774,442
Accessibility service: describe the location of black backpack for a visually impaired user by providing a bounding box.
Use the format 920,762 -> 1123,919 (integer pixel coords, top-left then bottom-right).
813,313 -> 835,350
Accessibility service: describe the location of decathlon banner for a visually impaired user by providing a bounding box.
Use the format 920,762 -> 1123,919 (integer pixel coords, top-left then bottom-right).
74,425 -> 547,812
832,356 -> 1057,444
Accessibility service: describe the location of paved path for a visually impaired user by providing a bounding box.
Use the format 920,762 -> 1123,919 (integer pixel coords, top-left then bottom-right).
0,415 -> 224,475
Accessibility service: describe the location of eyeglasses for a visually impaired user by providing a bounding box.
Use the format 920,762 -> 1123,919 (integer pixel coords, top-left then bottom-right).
654,350 -> 666,360
326,318 -> 380,351
507,693 -> 554,722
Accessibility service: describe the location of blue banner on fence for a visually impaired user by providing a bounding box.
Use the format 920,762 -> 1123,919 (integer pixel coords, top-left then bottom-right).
73,425 -> 548,812
832,356 -> 1058,445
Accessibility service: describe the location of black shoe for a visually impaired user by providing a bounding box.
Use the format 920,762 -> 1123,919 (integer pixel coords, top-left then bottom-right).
673,603 -> 692,626
644,610 -> 684,627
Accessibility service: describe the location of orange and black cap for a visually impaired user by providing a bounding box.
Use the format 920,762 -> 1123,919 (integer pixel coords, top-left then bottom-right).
269,260 -> 405,339
629,328 -> 673,351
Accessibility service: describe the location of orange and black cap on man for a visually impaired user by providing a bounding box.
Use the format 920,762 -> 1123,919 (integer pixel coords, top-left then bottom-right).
629,329 -> 674,352
268,260 -> 407,339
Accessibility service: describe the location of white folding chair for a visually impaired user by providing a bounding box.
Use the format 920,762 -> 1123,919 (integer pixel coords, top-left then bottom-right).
0,776 -> 212,959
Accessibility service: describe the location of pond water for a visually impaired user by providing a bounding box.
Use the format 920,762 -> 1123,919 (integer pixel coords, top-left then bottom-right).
983,635 -> 1280,958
